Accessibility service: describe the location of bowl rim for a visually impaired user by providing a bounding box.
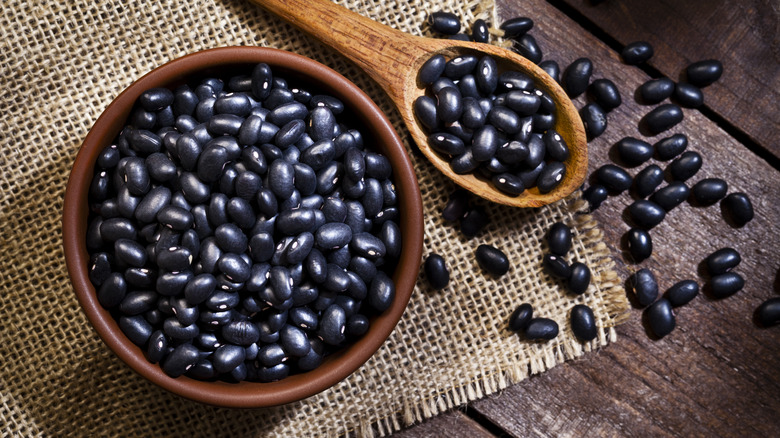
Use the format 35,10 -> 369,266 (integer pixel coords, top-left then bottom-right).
62,46 -> 424,408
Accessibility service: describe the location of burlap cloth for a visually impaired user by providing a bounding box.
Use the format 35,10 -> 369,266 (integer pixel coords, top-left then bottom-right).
0,0 -> 629,436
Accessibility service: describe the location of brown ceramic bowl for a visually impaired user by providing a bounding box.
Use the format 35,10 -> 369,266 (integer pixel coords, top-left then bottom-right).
62,46 -> 424,408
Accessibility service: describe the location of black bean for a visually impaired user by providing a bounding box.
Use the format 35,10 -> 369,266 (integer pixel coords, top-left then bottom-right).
650,182 -> 689,211
179,172 -> 211,204
349,233 -> 385,260
475,244 -> 509,276
639,78 -> 675,104
183,273 -> 216,305
626,228 -> 653,262
525,318 -> 559,340
568,262 -> 591,295
524,134 -> 546,168
214,93 -> 251,117
547,222 -> 572,256
210,344 -> 245,374
88,252 -> 112,287
301,140 -> 337,170
442,189 -> 470,222
419,54 -> 446,84
587,78 -> 622,111
473,56 -> 498,95
616,137 -> 653,167
668,151 -> 702,182
665,280 -> 699,307
471,125 -> 499,161
170,297 -> 199,326
654,133 -> 688,161
570,304 -> 597,341
470,18 -> 489,43
112,238 -> 146,268
163,317 -> 199,340
424,253 -> 449,290
146,330 -> 168,363
595,164 -> 632,193
157,246 -> 192,272
536,161 -> 566,194
145,152 -> 176,183
250,63 -> 273,100
543,253 -> 571,279
161,343 -> 200,377
198,238 -> 222,274
757,298 -> 780,327
450,149 -> 479,174
710,272 -> 744,298
503,91 -> 540,117
538,60 -> 560,84
674,83 -> 704,108
435,86 -> 463,124
629,200 -> 666,229
498,71 -> 535,92
722,192 -> 754,227
642,103 -> 683,135
217,253 -> 251,283
583,184 -> 608,211
173,85 -> 199,116
508,303 -> 533,332
633,164 -> 664,198
318,304 -> 347,345
488,106 -> 521,135
532,112 -> 555,132
495,140 -> 529,165
500,16 -> 533,37
580,103 -> 607,139
380,221 -> 401,259
629,268 -> 658,307
367,271 -> 395,312
513,34 -> 542,64
685,60 -> 723,88
444,55 -> 478,79
621,41 -> 654,65
542,130 -> 569,162
692,178 -> 728,206
460,207 -> 489,237
646,298 -> 675,338
427,11 -> 460,35
562,58 -> 593,98
194,97 -> 216,123
492,173 -> 526,196
279,324 -> 311,357
118,315 -> 153,346
425,133 -> 463,158
213,223 -> 247,254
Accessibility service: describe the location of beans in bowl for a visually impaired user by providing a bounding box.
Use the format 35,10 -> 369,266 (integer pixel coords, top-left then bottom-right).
85,63 -> 403,382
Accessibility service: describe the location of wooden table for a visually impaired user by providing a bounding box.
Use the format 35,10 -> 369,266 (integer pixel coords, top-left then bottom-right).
398,0 -> 780,436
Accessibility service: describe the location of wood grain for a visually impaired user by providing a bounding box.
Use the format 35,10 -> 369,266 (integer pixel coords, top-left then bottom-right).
399,0 -> 780,435
392,410 -> 496,438
556,0 -> 780,161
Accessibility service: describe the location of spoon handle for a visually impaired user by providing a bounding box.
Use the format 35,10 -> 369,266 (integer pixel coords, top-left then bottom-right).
250,0 -> 427,102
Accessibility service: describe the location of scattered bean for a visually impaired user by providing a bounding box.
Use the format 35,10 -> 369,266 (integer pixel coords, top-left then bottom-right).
646,298 -> 675,338
621,41 -> 654,65
476,244 -> 510,276
626,228 -> 653,262
570,304 -> 597,341
629,268 -> 658,307
685,60 -> 723,88
709,272 -> 745,299
692,178 -> 728,205
664,280 -> 699,307
722,192 -> 754,227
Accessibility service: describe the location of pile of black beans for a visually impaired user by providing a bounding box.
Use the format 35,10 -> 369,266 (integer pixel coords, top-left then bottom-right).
575,40 -> 765,337
86,63 -> 403,382
418,13 -> 571,197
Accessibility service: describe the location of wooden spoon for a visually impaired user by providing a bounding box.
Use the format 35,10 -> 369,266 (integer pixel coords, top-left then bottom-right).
250,0 -> 587,208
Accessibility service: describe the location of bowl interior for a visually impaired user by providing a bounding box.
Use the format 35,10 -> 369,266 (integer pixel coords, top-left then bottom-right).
62,46 -> 423,408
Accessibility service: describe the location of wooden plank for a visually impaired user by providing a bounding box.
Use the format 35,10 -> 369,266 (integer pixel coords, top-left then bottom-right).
553,0 -> 780,161
394,409 -> 497,437
462,0 -> 780,436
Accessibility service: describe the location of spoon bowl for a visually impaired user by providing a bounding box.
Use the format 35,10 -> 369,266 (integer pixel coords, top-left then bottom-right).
252,0 -> 587,207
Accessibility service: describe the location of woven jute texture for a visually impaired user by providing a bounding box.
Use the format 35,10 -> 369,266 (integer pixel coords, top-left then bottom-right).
0,0 -> 629,436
